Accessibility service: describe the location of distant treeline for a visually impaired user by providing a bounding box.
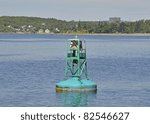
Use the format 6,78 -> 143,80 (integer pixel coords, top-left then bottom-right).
0,16 -> 150,34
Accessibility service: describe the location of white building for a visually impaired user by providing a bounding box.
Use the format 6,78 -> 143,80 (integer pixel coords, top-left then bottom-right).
45,29 -> 50,34
38,29 -> 44,33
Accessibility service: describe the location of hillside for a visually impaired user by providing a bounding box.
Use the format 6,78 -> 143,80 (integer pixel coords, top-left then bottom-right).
0,16 -> 150,34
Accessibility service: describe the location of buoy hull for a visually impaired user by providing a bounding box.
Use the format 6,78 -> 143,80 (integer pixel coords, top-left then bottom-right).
56,87 -> 97,92
56,78 -> 97,92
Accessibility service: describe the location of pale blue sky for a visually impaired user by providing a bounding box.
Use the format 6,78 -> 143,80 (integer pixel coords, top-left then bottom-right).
0,0 -> 149,21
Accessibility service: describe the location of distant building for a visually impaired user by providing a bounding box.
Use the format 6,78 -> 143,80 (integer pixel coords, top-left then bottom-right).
38,29 -> 44,33
28,25 -> 33,28
109,17 -> 121,23
7,25 -> 12,28
45,29 -> 50,34
55,28 -> 60,32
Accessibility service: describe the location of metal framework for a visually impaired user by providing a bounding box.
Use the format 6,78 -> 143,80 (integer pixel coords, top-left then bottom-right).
65,38 -> 88,79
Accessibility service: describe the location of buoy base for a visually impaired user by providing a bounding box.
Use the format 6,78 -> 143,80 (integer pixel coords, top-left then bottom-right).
56,87 -> 97,92
56,77 -> 97,92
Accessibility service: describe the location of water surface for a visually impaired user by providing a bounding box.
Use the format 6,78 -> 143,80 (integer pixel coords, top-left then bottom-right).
0,34 -> 150,106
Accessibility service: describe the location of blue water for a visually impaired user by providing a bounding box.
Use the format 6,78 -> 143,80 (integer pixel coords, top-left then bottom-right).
0,34 -> 150,107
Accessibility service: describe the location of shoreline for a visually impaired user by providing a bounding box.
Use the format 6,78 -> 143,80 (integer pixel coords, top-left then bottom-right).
65,33 -> 150,36
0,32 -> 150,36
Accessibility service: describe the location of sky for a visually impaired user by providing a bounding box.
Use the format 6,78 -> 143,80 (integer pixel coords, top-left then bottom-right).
0,0 -> 150,21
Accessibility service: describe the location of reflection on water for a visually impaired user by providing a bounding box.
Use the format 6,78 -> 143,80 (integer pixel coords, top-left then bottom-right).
56,92 -> 97,107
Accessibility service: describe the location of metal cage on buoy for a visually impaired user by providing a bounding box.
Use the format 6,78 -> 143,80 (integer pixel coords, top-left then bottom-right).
56,37 -> 97,92
65,38 -> 87,79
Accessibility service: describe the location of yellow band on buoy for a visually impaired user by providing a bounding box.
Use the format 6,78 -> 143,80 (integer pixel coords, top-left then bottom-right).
56,87 -> 97,92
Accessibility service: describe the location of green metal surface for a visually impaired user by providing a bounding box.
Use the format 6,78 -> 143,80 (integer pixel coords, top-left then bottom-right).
65,38 -> 87,79
56,77 -> 97,92
56,77 -> 96,88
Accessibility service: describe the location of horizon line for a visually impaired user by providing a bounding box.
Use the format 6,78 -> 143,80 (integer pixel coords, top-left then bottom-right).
0,15 -> 150,22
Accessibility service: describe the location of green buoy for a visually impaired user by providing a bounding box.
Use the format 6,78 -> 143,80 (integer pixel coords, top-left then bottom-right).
56,37 -> 97,92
